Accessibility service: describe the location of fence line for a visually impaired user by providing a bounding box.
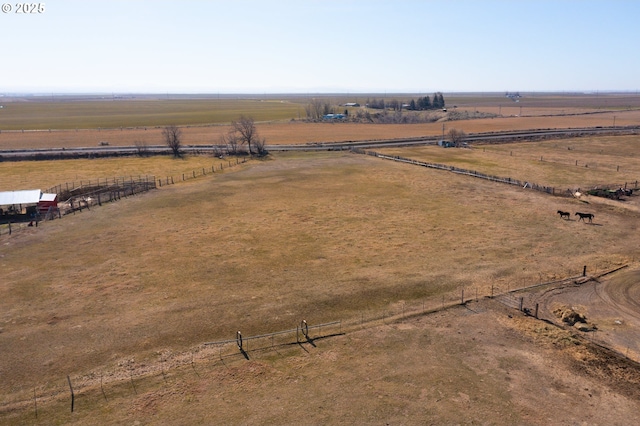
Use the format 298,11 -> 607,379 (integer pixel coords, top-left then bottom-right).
1,158 -> 250,240
156,157 -> 247,188
353,148 -> 570,197
1,263 -> 633,419
354,148 -> 640,197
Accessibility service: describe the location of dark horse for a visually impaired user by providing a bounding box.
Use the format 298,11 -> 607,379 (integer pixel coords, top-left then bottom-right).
557,210 -> 571,219
575,212 -> 594,222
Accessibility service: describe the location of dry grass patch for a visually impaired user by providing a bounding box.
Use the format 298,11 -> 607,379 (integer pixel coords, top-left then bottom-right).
0,155 -> 245,191
378,134 -> 640,189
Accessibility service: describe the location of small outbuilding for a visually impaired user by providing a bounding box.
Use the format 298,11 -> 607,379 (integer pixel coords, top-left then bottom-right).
322,113 -> 346,120
0,189 -> 58,217
38,193 -> 58,214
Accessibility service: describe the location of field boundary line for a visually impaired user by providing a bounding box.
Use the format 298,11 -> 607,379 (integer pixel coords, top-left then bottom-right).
354,148 -> 566,197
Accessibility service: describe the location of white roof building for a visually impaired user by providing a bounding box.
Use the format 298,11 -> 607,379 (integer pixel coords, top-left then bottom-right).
0,189 -> 43,206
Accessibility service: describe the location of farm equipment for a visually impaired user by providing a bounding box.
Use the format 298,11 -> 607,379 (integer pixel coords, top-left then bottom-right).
586,187 -> 633,200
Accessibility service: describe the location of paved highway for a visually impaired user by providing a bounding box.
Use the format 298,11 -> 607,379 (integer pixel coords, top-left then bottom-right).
1,126 -> 638,159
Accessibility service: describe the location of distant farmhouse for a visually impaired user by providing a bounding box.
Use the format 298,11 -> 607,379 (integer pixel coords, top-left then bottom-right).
322,113 -> 346,120
505,92 -> 522,101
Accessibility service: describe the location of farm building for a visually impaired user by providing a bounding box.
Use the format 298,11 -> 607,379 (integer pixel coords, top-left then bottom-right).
38,192 -> 58,214
0,189 -> 58,217
322,113 -> 346,120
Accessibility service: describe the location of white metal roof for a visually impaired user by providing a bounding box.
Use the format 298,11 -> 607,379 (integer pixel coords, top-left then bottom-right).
40,193 -> 57,202
0,189 -> 42,206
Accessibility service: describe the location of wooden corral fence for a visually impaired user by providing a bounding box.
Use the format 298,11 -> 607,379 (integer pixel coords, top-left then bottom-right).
353,148 -> 570,197
45,176 -> 156,215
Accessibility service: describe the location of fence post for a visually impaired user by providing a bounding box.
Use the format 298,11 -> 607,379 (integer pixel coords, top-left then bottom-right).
67,375 -> 75,413
519,297 -> 524,312
461,289 -> 464,305
583,265 -> 587,277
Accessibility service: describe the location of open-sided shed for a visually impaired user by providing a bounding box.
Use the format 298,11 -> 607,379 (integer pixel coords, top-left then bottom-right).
0,189 -> 58,216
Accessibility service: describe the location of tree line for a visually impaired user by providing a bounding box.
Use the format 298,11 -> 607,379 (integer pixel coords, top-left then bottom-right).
366,92 -> 446,111
158,115 -> 268,159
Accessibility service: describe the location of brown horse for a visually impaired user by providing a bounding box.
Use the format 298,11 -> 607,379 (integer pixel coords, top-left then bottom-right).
557,210 -> 570,219
575,212 -> 594,222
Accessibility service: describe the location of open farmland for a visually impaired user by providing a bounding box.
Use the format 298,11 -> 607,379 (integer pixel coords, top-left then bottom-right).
0,155 -> 244,193
2,145 -> 640,424
0,98 -> 303,130
2,94 -> 640,424
377,134 -> 640,190
1,93 -> 640,151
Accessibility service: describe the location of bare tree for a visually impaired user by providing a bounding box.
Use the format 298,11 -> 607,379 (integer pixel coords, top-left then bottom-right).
134,139 -> 149,156
162,125 -> 183,158
448,128 -> 467,147
305,98 -> 323,120
220,130 -> 240,155
253,136 -> 268,156
231,115 -> 260,155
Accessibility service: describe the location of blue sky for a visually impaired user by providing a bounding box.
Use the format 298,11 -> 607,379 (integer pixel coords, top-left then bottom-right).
1,0 -> 638,93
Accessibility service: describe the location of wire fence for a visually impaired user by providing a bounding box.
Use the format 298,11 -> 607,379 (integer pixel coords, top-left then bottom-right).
352,148 -> 567,197
155,157 -> 247,188
0,158 -> 249,239
3,265 -> 609,421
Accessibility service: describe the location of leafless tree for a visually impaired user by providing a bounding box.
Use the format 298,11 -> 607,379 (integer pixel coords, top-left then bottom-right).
220,130 -> 240,155
231,115 -> 260,155
305,98 -> 324,120
134,139 -> 149,156
448,128 -> 467,147
162,125 -> 183,158
253,136 -> 268,156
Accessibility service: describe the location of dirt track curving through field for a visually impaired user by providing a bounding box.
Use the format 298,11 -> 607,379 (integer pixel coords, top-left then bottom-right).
532,266 -> 640,361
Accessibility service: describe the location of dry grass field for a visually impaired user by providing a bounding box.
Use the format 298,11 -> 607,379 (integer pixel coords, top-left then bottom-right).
2,148 -> 640,424
0,156 -> 243,193
378,134 -> 640,189
1,93 -> 639,151
1,110 -> 639,151
0,98 -> 303,130
2,94 -> 640,424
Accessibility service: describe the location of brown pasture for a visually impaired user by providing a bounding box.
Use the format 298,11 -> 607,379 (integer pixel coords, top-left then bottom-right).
0,110 -> 637,149
0,97 -> 639,150
2,94 -> 640,424
378,134 -> 640,189
2,147 -> 640,424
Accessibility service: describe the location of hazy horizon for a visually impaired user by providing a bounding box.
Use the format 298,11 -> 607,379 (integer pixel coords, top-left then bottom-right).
2,1 -> 639,94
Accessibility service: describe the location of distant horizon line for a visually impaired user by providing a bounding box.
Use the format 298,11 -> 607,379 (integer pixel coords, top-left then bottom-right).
1,90 -> 639,98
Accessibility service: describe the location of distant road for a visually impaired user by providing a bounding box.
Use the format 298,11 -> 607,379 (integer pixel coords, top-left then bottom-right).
1,126 -> 638,159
